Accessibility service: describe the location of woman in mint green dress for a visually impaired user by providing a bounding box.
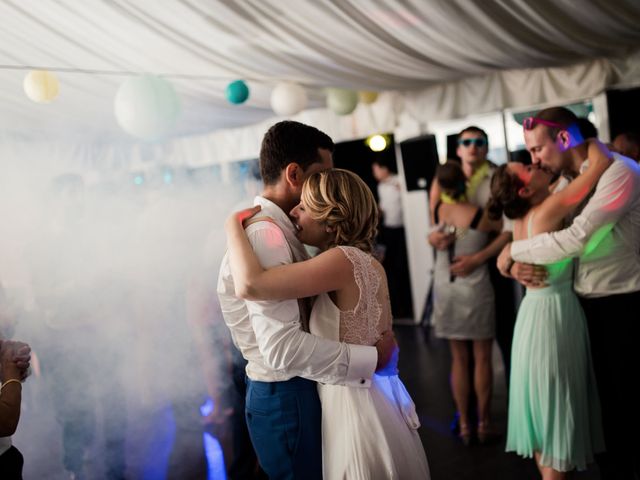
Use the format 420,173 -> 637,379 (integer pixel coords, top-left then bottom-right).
488,140 -> 609,478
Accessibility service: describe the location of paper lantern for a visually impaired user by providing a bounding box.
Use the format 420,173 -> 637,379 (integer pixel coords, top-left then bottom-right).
270,82 -> 307,116
225,80 -> 249,104
327,88 -> 358,115
358,90 -> 379,105
23,70 -> 60,103
114,75 -> 180,140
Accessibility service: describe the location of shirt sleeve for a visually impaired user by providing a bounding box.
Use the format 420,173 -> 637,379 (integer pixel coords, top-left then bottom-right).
245,223 -> 376,387
502,216 -> 513,233
511,161 -> 636,264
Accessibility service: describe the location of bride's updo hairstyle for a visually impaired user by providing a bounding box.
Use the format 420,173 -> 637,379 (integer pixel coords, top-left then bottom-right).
487,164 -> 531,221
301,168 -> 378,253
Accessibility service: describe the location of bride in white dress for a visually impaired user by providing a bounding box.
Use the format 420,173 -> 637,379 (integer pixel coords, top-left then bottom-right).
225,168 -> 430,479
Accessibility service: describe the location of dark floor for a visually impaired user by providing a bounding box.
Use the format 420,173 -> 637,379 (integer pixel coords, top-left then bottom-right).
396,325 -> 601,480
14,324 -> 602,479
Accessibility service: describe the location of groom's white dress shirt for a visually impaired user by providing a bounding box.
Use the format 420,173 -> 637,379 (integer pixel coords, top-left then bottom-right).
511,154 -> 640,298
217,196 -> 377,386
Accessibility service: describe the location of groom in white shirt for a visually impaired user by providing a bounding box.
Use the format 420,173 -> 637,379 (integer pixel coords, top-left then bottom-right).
498,107 -> 640,480
218,121 -> 396,479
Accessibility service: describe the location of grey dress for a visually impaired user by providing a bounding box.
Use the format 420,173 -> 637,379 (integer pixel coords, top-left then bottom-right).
432,204 -> 495,340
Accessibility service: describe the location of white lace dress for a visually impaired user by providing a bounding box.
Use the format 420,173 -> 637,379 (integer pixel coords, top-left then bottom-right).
310,246 -> 430,480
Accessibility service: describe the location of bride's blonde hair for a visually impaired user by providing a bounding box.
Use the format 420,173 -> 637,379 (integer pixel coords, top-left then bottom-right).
301,168 -> 378,253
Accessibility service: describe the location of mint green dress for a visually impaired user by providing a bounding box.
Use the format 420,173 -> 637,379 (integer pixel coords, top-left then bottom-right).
506,214 -> 605,471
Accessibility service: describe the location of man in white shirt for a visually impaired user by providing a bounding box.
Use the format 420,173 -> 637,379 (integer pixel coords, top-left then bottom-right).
498,107 -> 640,479
372,158 -> 412,318
218,121 -> 396,479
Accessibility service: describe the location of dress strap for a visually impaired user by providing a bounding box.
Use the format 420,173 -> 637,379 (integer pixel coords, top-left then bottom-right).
526,211 -> 536,239
434,201 -> 442,224
337,246 -> 373,289
470,207 -> 483,229
336,246 -> 383,344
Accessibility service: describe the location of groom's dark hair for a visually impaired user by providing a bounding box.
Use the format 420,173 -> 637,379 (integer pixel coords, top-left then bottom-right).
259,121 -> 334,185
533,106 -> 579,140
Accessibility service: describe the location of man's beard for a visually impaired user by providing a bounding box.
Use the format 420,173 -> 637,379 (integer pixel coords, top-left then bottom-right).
540,164 -> 559,180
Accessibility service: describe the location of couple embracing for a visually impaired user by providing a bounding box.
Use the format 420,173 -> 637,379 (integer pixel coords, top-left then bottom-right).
217,121 -> 430,479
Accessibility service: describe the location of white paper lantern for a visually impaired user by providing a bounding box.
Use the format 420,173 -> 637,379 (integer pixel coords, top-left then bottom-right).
327,88 -> 358,115
270,82 -> 307,116
114,75 -> 180,140
23,70 -> 60,103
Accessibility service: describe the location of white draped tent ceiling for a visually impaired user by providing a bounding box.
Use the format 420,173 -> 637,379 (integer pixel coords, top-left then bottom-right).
1,0 -> 640,148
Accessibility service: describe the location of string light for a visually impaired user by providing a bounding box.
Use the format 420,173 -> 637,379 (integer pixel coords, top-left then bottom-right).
367,134 -> 388,152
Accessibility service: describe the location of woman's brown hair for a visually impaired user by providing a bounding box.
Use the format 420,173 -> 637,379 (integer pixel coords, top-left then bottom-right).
487,164 -> 531,220
436,161 -> 467,201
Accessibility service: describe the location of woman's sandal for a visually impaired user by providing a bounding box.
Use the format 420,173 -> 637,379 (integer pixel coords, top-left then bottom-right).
459,423 -> 472,446
477,420 -> 497,445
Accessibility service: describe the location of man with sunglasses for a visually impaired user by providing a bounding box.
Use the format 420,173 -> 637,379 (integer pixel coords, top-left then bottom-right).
429,127 -> 513,279
498,106 -> 640,479
428,126 -> 517,441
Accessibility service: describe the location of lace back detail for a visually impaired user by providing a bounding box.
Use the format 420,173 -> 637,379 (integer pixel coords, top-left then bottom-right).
336,246 -> 388,346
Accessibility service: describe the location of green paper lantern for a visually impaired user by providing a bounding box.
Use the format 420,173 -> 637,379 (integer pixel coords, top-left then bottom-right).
327,88 -> 358,115
114,75 -> 181,140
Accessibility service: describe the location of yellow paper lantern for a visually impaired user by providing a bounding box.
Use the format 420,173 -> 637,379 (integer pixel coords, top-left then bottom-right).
358,91 -> 379,105
23,70 -> 60,103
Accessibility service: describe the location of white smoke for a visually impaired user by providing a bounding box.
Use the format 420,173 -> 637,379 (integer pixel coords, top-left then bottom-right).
0,137 -> 257,477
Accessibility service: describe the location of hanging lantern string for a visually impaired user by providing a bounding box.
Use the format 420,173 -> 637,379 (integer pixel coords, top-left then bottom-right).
0,64 -> 308,83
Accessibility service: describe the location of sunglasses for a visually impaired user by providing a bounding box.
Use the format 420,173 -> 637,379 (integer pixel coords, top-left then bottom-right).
457,138 -> 487,148
522,117 -> 565,130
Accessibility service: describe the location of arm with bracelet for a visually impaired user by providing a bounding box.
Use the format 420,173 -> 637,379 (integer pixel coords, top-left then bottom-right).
0,340 -> 30,437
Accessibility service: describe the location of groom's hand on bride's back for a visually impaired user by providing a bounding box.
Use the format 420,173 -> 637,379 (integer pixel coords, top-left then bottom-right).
511,262 -> 548,288
497,243 -> 548,287
375,330 -> 398,372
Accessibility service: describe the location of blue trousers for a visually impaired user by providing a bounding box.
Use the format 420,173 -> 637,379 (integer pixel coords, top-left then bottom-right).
245,377 -> 322,480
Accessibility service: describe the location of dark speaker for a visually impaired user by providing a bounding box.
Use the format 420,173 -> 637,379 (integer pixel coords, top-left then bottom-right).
399,135 -> 439,191
333,137 -> 395,203
446,133 -> 461,162
607,87 -> 640,138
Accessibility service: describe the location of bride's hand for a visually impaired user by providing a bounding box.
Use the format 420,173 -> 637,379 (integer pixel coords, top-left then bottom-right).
586,138 -> 612,165
225,205 -> 261,230
375,330 -> 398,374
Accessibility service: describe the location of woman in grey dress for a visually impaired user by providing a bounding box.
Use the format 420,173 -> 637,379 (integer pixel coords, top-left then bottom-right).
431,162 -> 502,445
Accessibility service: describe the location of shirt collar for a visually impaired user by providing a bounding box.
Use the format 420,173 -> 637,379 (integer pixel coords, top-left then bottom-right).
253,195 -> 297,237
253,195 -> 309,261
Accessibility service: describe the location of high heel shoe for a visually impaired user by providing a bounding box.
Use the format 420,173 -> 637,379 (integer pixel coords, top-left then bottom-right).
477,420 -> 497,445
459,423 -> 472,446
